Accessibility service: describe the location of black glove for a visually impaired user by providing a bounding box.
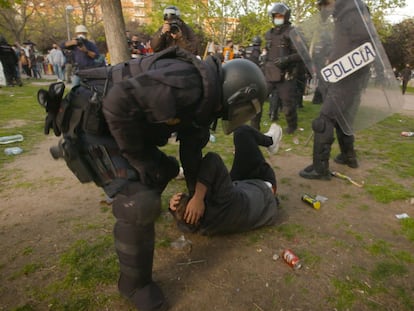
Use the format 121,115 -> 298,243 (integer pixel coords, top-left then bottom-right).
274,56 -> 290,69
137,155 -> 180,192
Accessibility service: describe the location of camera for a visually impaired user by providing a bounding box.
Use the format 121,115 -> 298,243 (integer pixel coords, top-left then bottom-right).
168,21 -> 180,34
76,36 -> 86,47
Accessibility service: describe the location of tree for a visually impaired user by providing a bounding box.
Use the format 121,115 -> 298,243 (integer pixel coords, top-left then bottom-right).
100,0 -> 129,65
383,18 -> 414,69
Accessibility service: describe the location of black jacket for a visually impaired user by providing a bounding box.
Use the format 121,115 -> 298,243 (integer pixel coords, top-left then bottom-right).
102,47 -> 222,193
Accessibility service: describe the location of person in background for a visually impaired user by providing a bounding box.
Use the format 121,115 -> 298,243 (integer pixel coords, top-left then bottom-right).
47,44 -> 65,82
29,45 -> 41,79
130,34 -> 147,58
151,5 -> 199,55
20,48 -> 31,78
62,24 -> 102,86
260,3 -> 302,133
0,35 -> 22,86
222,40 -> 234,63
245,36 -> 262,67
401,64 -> 412,95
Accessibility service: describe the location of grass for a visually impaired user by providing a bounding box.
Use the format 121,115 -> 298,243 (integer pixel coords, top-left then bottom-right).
1,81 -> 414,310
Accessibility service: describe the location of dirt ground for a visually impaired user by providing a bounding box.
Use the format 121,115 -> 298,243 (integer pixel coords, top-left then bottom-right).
1,117 -> 414,310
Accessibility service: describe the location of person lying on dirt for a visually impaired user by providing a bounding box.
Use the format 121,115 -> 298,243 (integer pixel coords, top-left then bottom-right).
169,124 -> 282,235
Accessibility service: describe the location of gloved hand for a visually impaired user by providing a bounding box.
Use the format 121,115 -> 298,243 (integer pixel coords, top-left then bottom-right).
137,155 -> 180,192
274,56 -> 290,69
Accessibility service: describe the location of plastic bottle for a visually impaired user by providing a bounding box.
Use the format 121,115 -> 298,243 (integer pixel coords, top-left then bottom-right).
0,134 -> 24,145
4,147 -> 23,155
171,235 -> 192,253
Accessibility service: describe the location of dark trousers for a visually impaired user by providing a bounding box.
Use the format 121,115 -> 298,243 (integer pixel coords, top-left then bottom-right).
230,125 -> 276,186
199,125 -> 276,199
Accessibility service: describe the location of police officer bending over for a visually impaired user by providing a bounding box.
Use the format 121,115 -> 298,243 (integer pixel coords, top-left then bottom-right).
37,47 -> 270,310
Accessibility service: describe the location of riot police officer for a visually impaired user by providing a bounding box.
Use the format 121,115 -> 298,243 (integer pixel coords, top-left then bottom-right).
245,36 -> 262,67
299,0 -> 373,180
257,3 -> 302,133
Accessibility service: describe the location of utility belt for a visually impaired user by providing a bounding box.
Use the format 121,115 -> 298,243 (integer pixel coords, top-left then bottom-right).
51,136 -> 139,197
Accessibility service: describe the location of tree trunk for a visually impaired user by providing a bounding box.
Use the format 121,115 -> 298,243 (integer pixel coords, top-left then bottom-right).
100,0 -> 130,65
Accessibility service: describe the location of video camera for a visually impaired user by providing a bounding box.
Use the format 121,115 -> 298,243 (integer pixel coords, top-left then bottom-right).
76,36 -> 87,47
168,20 -> 181,34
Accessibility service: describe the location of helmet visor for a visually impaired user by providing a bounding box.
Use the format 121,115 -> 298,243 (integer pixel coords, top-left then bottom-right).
222,88 -> 262,135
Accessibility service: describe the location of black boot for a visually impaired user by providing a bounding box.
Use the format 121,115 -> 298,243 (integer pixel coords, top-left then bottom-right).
299,163 -> 331,180
335,128 -> 358,168
334,153 -> 358,168
300,118 -> 333,180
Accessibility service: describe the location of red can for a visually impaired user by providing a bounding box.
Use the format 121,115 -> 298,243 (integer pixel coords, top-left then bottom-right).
282,249 -> 302,270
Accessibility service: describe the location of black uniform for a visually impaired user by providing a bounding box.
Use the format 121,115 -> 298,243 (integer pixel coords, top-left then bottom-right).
245,45 -> 261,67
102,48 -> 221,311
40,47 -> 221,311
0,36 -> 21,86
300,0 -> 371,179
260,23 -> 301,133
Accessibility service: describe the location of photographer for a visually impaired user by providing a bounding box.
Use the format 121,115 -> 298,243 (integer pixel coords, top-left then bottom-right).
151,5 -> 199,55
62,25 -> 102,86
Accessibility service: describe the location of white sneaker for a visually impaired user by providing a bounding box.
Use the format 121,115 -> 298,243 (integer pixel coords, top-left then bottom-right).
265,123 -> 283,154
175,166 -> 185,180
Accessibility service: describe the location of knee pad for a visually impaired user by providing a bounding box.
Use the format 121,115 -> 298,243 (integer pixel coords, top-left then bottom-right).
113,183 -> 161,226
312,117 -> 327,133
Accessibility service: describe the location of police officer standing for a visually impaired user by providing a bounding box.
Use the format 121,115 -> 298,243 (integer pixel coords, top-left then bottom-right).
151,5 -> 199,55
245,36 -> 262,67
259,3 -> 302,134
299,0 -> 372,180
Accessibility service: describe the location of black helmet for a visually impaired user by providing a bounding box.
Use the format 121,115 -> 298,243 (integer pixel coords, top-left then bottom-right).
269,3 -> 291,23
252,36 -> 262,46
163,5 -> 180,20
221,59 -> 267,134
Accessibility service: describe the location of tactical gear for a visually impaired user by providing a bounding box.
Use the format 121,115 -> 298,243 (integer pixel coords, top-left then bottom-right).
252,36 -> 262,46
221,59 -> 267,134
335,129 -> 358,168
274,56 -> 290,69
291,0 -> 403,135
269,3 -> 291,23
299,116 -> 334,179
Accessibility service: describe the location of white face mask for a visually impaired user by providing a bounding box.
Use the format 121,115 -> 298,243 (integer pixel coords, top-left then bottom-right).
77,34 -> 86,39
273,18 -> 284,26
